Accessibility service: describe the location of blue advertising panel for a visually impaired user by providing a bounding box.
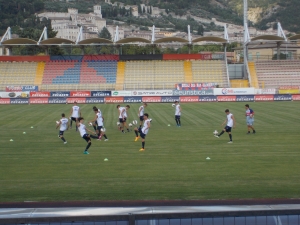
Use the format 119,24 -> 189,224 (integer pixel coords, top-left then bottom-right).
199,95 -> 217,102
91,91 -> 111,97
86,97 -> 105,104
161,96 -> 180,102
50,91 -> 71,97
10,98 -> 29,104
124,96 -> 142,103
274,94 -> 292,101
48,98 -> 67,104
22,86 -> 39,91
236,95 -> 255,102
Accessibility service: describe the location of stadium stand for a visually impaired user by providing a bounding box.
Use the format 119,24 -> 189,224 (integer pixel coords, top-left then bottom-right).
123,60 -> 185,89
183,61 -> 193,83
0,62 -> 38,89
191,60 -> 229,87
34,62 -> 45,85
254,60 -> 300,88
115,62 -> 126,90
248,62 -> 259,88
230,79 -> 249,88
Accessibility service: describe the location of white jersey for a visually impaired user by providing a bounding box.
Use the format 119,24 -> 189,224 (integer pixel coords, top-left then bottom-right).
227,113 -> 234,127
78,123 -> 87,137
71,106 -> 80,118
96,112 -> 103,126
118,107 -> 125,118
139,106 -> 144,116
97,109 -> 102,118
124,108 -> 128,117
141,119 -> 151,135
175,104 -> 181,116
60,118 -> 69,131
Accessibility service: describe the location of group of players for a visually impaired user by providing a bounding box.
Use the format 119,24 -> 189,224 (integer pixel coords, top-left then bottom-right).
55,101 -> 256,154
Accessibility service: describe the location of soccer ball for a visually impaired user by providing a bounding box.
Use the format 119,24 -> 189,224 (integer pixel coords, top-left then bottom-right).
56,121 -> 59,124
88,122 -> 93,126
172,104 -> 175,107
132,120 -> 137,125
213,130 -> 218,135
101,128 -> 106,132
129,123 -> 133,127
117,122 -> 120,126
149,118 -> 152,122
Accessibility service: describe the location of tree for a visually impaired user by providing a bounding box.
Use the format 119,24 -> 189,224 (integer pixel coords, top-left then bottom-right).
149,6 -> 152,15
98,27 -> 112,40
143,6 -> 146,14
197,25 -> 204,35
138,4 -> 142,14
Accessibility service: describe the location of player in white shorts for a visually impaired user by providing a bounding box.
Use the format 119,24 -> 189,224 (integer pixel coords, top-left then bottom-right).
117,105 -> 130,133
174,101 -> 181,127
77,117 -> 98,154
69,101 -> 81,131
138,102 -> 147,128
134,113 -> 151,152
90,108 -> 108,141
215,109 -> 236,143
56,113 -> 69,144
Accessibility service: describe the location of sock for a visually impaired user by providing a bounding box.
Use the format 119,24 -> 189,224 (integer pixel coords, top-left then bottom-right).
135,130 -> 138,137
229,134 -> 232,141
85,142 -> 91,151
139,125 -> 142,128
61,137 -> 66,142
121,129 -> 124,133
253,129 -> 256,133
142,141 -> 145,149
175,118 -> 178,125
178,119 -> 181,126
70,120 -> 73,126
90,135 -> 98,139
93,125 -> 97,131
219,131 -> 225,136
248,131 -> 250,133
104,134 -> 108,139
127,128 -> 130,132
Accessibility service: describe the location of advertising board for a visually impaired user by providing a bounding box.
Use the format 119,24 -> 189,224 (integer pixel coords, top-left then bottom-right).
86,97 -> 105,104
176,83 -> 217,90
124,96 -> 143,103
48,98 -> 67,104
5,86 -> 38,92
10,98 -> 29,104
105,97 -> 124,103
179,96 -> 199,102
0,99 -> 10,104
0,92 -> 29,98
30,91 -> 50,98
66,98 -> 86,104
132,90 -> 173,96
91,91 -> 111,97
70,91 -> 91,97
274,94 -> 292,101
236,95 -> 255,102
142,97 -> 161,102
30,98 -> 49,104
292,94 -> 300,101
161,96 -> 180,102
254,95 -> 274,101
111,91 -> 132,96
217,96 -> 237,102
214,88 -> 255,95
199,96 -> 217,102
173,89 -> 214,96
50,91 -> 71,97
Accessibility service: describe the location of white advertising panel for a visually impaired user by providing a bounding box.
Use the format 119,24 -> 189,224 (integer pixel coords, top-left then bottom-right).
111,91 -> 132,96
213,88 -> 255,95
131,90 -> 173,96
0,92 -> 29,98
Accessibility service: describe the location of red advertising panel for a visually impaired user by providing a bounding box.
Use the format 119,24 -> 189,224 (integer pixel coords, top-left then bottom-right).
200,53 -> 212,60
254,95 -> 274,101
6,86 -> 22,91
142,97 -> 162,102
70,91 -> 91,97
217,96 -> 237,102
0,56 -> 50,62
163,54 -> 201,60
30,98 -> 49,104
67,98 -> 86,104
0,98 -> 10,104
105,97 -> 124,103
30,91 -> 51,97
180,96 -> 199,102
292,94 -> 300,101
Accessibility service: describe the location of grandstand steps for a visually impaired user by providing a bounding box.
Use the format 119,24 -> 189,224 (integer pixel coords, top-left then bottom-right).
248,62 -> 259,88
115,62 -> 126,90
183,61 -> 193,83
34,62 -> 45,85
230,79 -> 249,88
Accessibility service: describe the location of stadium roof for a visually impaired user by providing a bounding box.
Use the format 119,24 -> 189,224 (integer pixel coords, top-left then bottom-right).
251,35 -> 285,41
40,38 -> 75,45
154,37 -> 188,43
77,38 -> 113,45
1,38 -> 37,45
289,34 -> 300,41
116,37 -> 151,44
192,36 -> 227,43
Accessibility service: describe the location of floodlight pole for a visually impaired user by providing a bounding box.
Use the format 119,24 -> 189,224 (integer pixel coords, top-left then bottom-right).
37,27 -> 48,45
114,26 -> 119,43
277,22 -> 287,41
75,26 -> 83,45
151,25 -> 155,44
188,25 -> 192,44
0,27 -> 11,45
243,0 -> 250,80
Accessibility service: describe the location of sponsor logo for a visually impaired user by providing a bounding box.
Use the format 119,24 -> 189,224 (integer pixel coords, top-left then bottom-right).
215,88 -> 255,95
10,98 -> 29,104
292,94 -> 300,101
70,91 -> 91,97
180,96 -> 199,102
30,92 -> 50,97
133,90 -> 173,96
6,86 -> 22,91
51,92 -> 70,97
173,90 -> 214,96
48,98 -> 67,104
86,98 -> 105,103
91,91 -> 111,97
236,95 -> 255,102
30,98 -> 49,104
254,95 -> 274,101
124,97 -> 142,103
22,86 -> 39,91
217,96 -> 237,102
161,97 -> 180,102
0,99 -> 10,104
274,94 -> 292,101
261,89 -> 276,94
66,98 -> 86,104
142,97 -> 161,102
105,97 -> 124,103
199,96 -> 217,102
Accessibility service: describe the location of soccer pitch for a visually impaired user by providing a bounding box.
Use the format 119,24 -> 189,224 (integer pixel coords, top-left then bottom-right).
0,102 -> 299,202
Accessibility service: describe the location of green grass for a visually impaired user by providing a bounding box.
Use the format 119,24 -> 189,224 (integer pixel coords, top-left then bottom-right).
0,102 -> 300,202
